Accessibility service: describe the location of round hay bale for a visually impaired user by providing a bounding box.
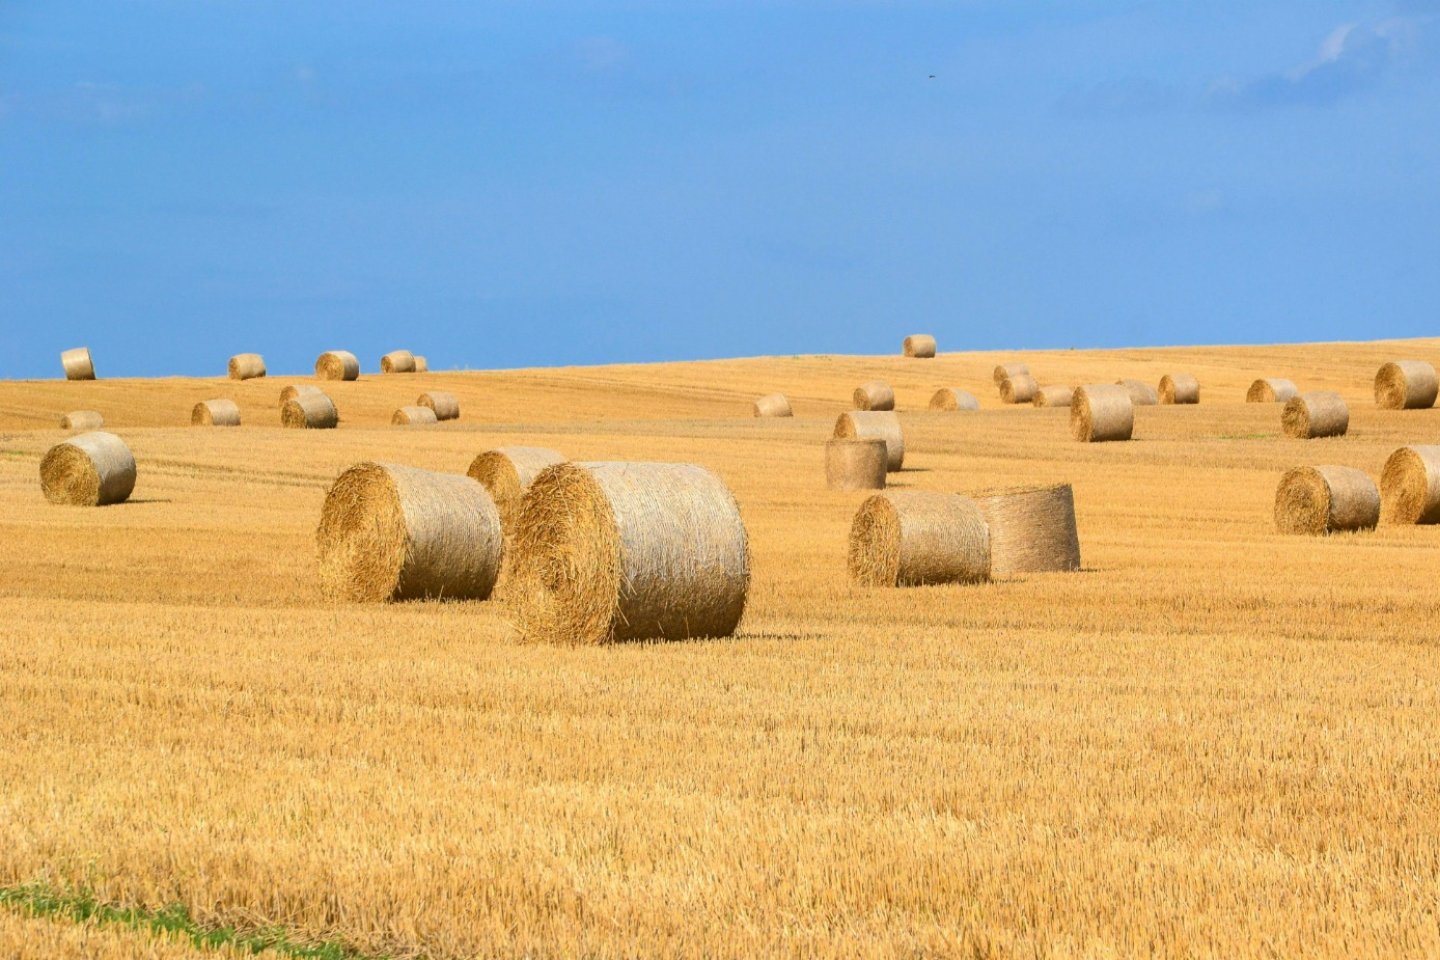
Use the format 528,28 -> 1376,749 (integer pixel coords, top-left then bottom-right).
508,462 -> 750,645
993,363 -> 1029,385
418,391 -> 460,421
1281,391 -> 1348,439
467,447 -> 566,529
833,411 -> 905,471
1116,379 -> 1158,406
414,356 -> 429,373
1274,465 -> 1379,535
752,393 -> 793,418
903,334 -> 936,358
853,380 -> 895,411
825,438 -> 887,491
381,350 -> 416,374
1380,445 -> 1440,524
228,353 -> 266,380
39,431 -> 136,507
1158,374 -> 1199,405
393,405 -> 438,426
191,399 -> 240,427
314,350 -> 359,381
281,393 -> 338,429
1070,384 -> 1133,442
973,483 -> 1081,575
1374,360 -> 1438,410
61,347 -> 96,381
999,374 -> 1038,404
1032,384 -> 1073,408
279,384 -> 325,408
848,491 -> 989,587
60,410 -> 104,431
317,462 -> 502,603
928,388 -> 979,411
1247,378 -> 1297,403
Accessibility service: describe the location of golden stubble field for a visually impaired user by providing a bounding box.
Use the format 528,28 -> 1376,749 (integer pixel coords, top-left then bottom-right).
2,338 -> 1440,958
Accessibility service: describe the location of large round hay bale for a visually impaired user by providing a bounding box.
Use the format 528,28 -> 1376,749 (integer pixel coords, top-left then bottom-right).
1274,465 -> 1379,535
508,462 -> 750,645
825,438 -> 887,491
60,410 -> 104,431
1380,445 -> 1440,524
39,431 -> 136,506
1281,391 -> 1348,439
1070,384 -> 1133,442
281,393 -> 338,429
279,384 -> 325,408
833,411 -> 904,471
903,334 -> 936,358
1032,384 -> 1073,408
993,363 -> 1029,385
467,447 -> 566,529
1158,374 -> 1199,405
929,388 -> 979,411
418,391 -> 460,421
381,350 -> 417,374
1374,361 -> 1438,410
848,491 -> 989,587
393,405 -> 438,426
999,374 -> 1038,404
317,462 -> 502,603
314,350 -> 360,381
752,393 -> 793,418
973,483 -> 1081,575
414,356 -> 429,373
61,347 -> 95,381
1247,378 -> 1297,403
228,353 -> 266,380
853,380 -> 895,411
191,399 -> 240,426
1116,379 -> 1158,405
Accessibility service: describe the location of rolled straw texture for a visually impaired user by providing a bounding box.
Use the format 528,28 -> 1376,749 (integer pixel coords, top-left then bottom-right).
999,374 -> 1038,404
60,347 -> 96,381
752,393 -> 793,418
1374,361 -> 1438,410
833,411 -> 905,471
903,334 -> 937,358
1380,445 -> 1440,524
467,447 -> 566,530
1032,385 -> 1073,408
414,356 -> 429,373
1159,374 -> 1200,405
1116,379 -> 1158,406
381,350 -> 417,374
1274,465 -> 1379,535
228,353 -> 266,380
418,391 -> 460,421
281,393 -> 338,429
993,363 -> 1029,385
848,491 -> 990,587
314,350 -> 360,381
974,483 -> 1081,575
393,405 -> 438,426
40,431 -> 136,506
929,388 -> 979,411
508,461 -> 750,645
1281,391 -> 1349,439
279,384 -> 325,408
853,380 -> 895,411
191,399 -> 240,427
825,439 -> 887,491
317,462 -> 502,602
1070,384 -> 1133,442
61,411 -> 104,431
1247,378 -> 1297,403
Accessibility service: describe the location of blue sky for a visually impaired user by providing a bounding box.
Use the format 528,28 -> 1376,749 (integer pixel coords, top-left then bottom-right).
1,1 -> 1437,378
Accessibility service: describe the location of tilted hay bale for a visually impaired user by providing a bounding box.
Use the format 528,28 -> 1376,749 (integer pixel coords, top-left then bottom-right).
1274,465 -> 1379,535
40,431 -> 136,506
929,388 -> 979,411
833,410 -> 905,471
848,491 -> 989,586
903,334 -> 936,358
993,363 -> 1029,385
281,393 -> 338,429
314,350 -> 360,381
61,410 -> 104,431
825,438 -> 887,491
1247,378 -> 1297,403
467,446 -> 566,529
228,353 -> 266,380
191,399 -> 240,427
1070,384 -> 1133,442
508,461 -> 750,644
317,462 -> 502,602
1032,384 -> 1073,408
974,483 -> 1081,574
752,393 -> 793,418
853,380 -> 895,411
418,391 -> 460,421
61,347 -> 96,381
1380,445 -> 1440,524
998,374 -> 1038,404
1116,379 -> 1158,405
279,384 -> 325,408
414,356 -> 429,373
1374,361 -> 1438,410
393,405 -> 438,426
1159,374 -> 1199,405
381,350 -> 417,374
1281,391 -> 1348,439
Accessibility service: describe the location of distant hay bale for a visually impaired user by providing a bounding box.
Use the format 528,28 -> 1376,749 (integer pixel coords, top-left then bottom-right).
314,350 -> 359,381
1032,384 -> 1073,408
61,347 -> 96,381
1380,445 -> 1440,524
1116,379 -> 1158,405
228,353 -> 266,380
508,461 -> 750,644
1274,465 -> 1379,535
279,384 -> 325,408
993,363 -> 1029,385
393,405 -> 438,426
999,373 -> 1038,404
752,393 -> 793,417
929,388 -> 979,411
1070,384 -> 1133,442
1158,374 -> 1199,405
903,334 -> 936,358
853,380 -> 895,411
414,356 -> 429,373
39,431 -> 136,507
418,390 -> 460,421
381,350 -> 417,374
281,393 -> 338,429
1374,361 -> 1438,410
974,483 -> 1081,575
825,438 -> 887,491
1281,391 -> 1348,439
1247,378 -> 1297,403
191,399 -> 240,427
60,410 -> 104,431
848,491 -> 989,587
833,411 -> 905,471
467,446 -> 566,529
317,462 -> 502,603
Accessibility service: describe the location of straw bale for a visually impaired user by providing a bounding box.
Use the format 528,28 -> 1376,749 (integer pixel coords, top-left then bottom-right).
752,393 -> 793,418
1071,384 -> 1133,442
974,483 -> 1081,574
467,446 -> 566,529
314,350 -> 359,381
833,411 -> 905,471
853,380 -> 895,411
903,334 -> 937,358
61,411 -> 103,431
393,405 -> 438,426
1032,384 -> 1073,408
39,431 -> 136,506
999,374 -> 1038,404
1281,391 -> 1348,439
929,388 -> 979,411
1274,465 -> 1379,535
381,350 -> 417,374
1158,374 -> 1199,405
826,439 -> 887,491
191,399 -> 240,426
1247,378 -> 1297,403
848,491 -> 990,586
1381,445 -> 1440,524
228,353 -> 266,380
419,391 -> 460,421
61,347 -> 95,380
1374,361 -> 1438,410
993,363 -> 1029,385
281,393 -> 338,429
